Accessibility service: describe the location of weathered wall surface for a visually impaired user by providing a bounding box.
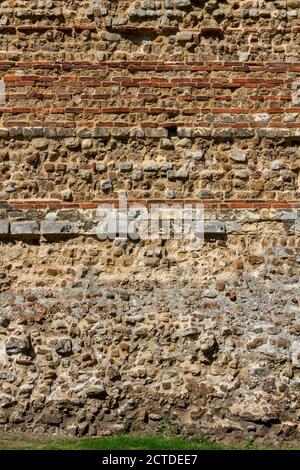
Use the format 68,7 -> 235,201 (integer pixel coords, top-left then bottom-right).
0,0 -> 300,446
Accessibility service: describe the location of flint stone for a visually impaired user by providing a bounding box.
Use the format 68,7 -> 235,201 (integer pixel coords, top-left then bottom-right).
101,32 -> 121,42
176,169 -> 189,179
160,138 -> 173,149
194,127 -> 211,137
5,182 -> 17,193
78,128 -> 92,138
0,128 -> 9,138
55,338 -> 73,357
230,148 -> 247,162
6,336 -> 31,355
295,217 -> 300,235
101,181 -> 113,191
95,163 -> 106,172
230,402 -> 278,423
212,128 -> 233,139
65,138 -> 80,149
96,51 -> 106,61
172,328 -> 198,339
0,317 -> 10,327
257,128 -> 290,138
57,128 -> 76,137
40,409 -> 63,425
130,127 -> 145,139
92,127 -> 110,138
235,128 -> 255,138
176,31 -> 193,41
200,334 -> 219,357
185,150 -> 204,160
85,385 -> 107,399
145,128 -> 168,138
32,138 -> 48,150
175,0 -> 191,7
111,128 -> 129,139
177,127 -> 192,138
120,163 -> 133,172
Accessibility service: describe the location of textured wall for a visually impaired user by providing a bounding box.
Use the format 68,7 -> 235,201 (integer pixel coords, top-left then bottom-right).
0,0 -> 300,446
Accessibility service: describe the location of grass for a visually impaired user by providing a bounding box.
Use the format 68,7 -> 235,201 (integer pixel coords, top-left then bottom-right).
0,433 -> 237,451
0,433 -> 297,451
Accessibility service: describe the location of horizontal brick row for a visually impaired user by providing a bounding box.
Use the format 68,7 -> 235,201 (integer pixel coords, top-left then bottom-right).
0,92 -> 294,102
1,61 -> 300,72
1,67 -> 299,125
1,107 -> 299,115
4,76 -> 298,85
1,26 -> 300,33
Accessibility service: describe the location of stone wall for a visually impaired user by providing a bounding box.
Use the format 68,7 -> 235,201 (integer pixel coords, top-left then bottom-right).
0,0 -> 300,446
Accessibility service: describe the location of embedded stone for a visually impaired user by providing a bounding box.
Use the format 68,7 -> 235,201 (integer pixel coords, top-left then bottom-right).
185,150 -> 204,160
230,148 -> 247,162
194,128 -> 211,137
130,127 -> 145,139
32,138 -> 48,150
101,32 -> 121,42
6,336 -> 31,355
230,402 -> 278,424
177,127 -> 192,138
120,163 -> 133,172
92,127 -> 111,138
145,128 -> 168,138
200,334 -> 219,357
55,338 -> 73,357
0,316 -> 10,327
100,181 -> 113,191
175,0 -> 191,7
40,409 -> 63,426
160,138 -> 173,149
85,385 -> 107,399
65,138 -> 80,149
111,128 -> 129,139
4,182 -> 18,193
176,32 -> 193,42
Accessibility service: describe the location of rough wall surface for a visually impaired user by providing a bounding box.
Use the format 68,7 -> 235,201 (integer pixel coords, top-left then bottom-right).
0,0 -> 300,446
